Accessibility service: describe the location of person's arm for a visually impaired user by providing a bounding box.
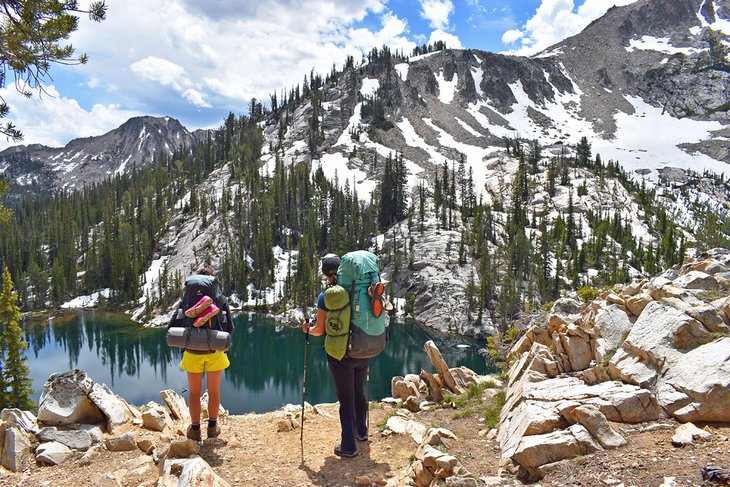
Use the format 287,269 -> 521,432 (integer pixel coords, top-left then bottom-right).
303,292 -> 326,336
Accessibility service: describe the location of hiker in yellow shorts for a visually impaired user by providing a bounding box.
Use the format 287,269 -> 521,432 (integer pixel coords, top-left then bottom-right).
168,267 -> 234,441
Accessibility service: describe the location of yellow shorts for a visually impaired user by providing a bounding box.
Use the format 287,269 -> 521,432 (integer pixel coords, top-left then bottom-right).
180,351 -> 230,373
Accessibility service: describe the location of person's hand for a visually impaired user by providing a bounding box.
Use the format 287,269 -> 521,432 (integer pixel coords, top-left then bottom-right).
302,320 -> 314,333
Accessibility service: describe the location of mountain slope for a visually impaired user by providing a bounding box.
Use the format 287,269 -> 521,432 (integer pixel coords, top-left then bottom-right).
0,116 -> 206,192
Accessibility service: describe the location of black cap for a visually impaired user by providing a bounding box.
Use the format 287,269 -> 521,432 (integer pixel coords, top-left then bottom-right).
321,254 -> 341,277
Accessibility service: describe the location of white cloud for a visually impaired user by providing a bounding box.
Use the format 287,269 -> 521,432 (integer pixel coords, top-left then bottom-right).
0,85 -> 140,150
502,0 -> 640,55
419,0 -> 454,30
502,29 -> 524,44
130,56 -> 186,88
0,0 -> 418,148
428,29 -> 463,49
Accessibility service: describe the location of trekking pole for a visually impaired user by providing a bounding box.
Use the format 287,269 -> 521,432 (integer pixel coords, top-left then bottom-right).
300,313 -> 315,464
366,366 -> 370,434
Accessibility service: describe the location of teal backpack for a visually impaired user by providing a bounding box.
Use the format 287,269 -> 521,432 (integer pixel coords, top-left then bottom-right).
334,250 -> 388,359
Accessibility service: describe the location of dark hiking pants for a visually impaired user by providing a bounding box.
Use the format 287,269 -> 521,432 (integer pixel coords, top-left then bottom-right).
327,354 -> 369,454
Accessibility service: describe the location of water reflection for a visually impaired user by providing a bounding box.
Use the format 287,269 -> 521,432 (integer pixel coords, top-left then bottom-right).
23,312 -> 494,414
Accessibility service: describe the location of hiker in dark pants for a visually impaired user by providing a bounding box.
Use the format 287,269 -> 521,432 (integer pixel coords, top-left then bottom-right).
303,254 -> 368,458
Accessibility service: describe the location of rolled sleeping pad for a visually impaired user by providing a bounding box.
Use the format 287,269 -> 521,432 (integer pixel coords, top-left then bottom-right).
165,327 -> 231,352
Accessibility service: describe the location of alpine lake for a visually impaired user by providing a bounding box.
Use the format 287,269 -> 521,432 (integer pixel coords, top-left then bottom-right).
22,311 -> 494,414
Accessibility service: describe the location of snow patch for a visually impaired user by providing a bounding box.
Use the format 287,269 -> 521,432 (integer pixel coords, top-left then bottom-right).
116,155 -> 133,176
470,59 -> 484,98
435,71 -> 458,104
139,256 -> 169,304
592,95 -> 727,176
61,289 -> 112,309
626,36 -> 706,55
313,152 -> 377,202
244,246 -> 297,307
361,78 -> 380,98
395,63 -> 409,81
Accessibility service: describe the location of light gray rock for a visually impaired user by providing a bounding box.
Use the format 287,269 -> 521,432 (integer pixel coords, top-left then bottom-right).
671,422 -> 712,446
141,401 -> 173,432
161,457 -> 231,486
512,325 -> 551,355
160,389 -> 190,423
569,405 -> 627,448
385,416 -> 428,444
1,426 -> 32,472
424,340 -> 459,393
450,366 -> 481,391
622,301 -> 712,365
686,304 -> 730,334
526,343 -> 563,377
547,298 -> 582,333
594,304 -> 634,351
445,476 -> 481,487
91,471 -> 124,487
0,409 -> 38,435
497,400 -> 566,459
403,395 -> 421,412
35,441 -> 73,465
512,424 -> 601,471
105,433 -> 137,452
560,324 -> 593,372
673,271 -> 718,290
36,426 -> 92,451
37,369 -> 105,426
124,454 -> 155,475
88,382 -> 131,433
74,424 -> 104,444
422,427 -> 458,446
609,350 -> 658,388
658,337 -> 730,422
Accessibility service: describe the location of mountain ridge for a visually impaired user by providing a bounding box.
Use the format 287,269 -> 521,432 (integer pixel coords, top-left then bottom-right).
0,0 -> 728,335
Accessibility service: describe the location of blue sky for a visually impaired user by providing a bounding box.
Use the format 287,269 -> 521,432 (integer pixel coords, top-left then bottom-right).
0,0 -> 638,150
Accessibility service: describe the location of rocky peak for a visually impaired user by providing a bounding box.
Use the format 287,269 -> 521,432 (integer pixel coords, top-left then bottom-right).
0,116 -> 206,192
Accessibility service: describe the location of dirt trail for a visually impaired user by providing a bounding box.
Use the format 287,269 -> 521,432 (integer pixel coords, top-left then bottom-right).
0,403 -> 728,486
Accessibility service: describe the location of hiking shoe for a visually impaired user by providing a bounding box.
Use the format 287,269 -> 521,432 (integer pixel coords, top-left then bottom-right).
193,303 -> 220,327
186,425 -> 201,442
355,433 -> 368,442
333,444 -> 358,458
207,423 -> 221,439
184,295 -> 213,318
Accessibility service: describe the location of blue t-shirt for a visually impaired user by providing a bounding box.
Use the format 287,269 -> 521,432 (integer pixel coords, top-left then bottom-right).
317,291 -> 327,311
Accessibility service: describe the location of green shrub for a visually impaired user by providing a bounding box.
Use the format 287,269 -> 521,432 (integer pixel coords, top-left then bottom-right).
577,286 -> 600,303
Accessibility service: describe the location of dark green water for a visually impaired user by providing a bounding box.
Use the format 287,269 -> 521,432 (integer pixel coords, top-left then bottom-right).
23,312 -> 493,414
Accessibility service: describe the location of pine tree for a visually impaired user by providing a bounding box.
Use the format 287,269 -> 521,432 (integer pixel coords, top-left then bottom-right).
0,267 -> 34,410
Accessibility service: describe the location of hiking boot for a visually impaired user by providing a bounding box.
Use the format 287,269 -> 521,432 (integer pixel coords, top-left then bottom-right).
333,443 -> 358,458
355,432 -> 368,442
207,423 -> 221,439
186,425 -> 201,442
